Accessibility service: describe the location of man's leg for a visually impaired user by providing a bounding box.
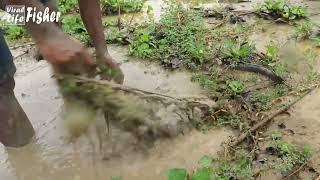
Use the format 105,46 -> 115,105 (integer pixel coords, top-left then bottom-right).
0,31 -> 35,147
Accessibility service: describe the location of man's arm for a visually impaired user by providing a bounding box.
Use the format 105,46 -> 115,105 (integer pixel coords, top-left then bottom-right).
78,0 -> 106,58
78,0 -> 124,83
2,0 -> 94,73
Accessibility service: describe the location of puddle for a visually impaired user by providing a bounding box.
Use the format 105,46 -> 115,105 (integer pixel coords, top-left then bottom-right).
0,45 -> 233,180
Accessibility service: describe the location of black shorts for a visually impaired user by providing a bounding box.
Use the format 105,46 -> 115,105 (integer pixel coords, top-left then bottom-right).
0,30 -> 16,80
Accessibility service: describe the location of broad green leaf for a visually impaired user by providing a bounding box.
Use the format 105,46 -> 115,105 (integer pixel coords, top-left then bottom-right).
166,168 -> 187,180
139,34 -> 150,42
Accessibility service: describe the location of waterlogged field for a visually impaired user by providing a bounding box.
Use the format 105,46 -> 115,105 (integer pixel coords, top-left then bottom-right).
1,0 -> 320,179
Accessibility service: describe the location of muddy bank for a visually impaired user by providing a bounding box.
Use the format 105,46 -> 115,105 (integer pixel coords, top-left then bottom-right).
0,45 -> 233,180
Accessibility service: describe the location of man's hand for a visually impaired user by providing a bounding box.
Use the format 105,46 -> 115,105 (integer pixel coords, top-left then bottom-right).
37,33 -> 96,75
97,53 -> 124,84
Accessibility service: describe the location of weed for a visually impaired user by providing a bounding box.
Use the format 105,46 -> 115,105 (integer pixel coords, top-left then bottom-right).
101,0 -> 146,15
265,44 -> 279,61
129,1 -> 209,68
219,39 -> 254,62
273,62 -> 287,77
216,111 -> 249,132
2,25 -> 28,41
303,49 -> 320,82
57,0 -> 78,14
102,18 -> 118,27
311,36 -> 320,47
251,84 -> 288,111
167,152 -> 254,180
256,0 -> 307,21
275,141 -> 312,173
228,80 -> 245,94
191,74 -> 218,97
106,28 -> 126,44
294,20 -> 314,40
305,69 -> 319,82
268,131 -> 313,174
62,15 -> 89,43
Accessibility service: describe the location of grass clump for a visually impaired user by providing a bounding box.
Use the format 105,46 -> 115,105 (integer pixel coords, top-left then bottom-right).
251,84 -> 288,111
216,111 -> 249,132
191,73 -> 218,97
227,80 -> 245,94
106,28 -> 127,44
219,39 -> 255,63
166,152 -> 254,180
101,0 -> 146,15
129,2 -> 209,68
268,131 -> 313,175
294,20 -> 314,40
256,0 -> 307,21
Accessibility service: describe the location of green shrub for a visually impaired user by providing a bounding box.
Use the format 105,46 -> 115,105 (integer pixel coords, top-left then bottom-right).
219,39 -> 255,63
256,0 -> 307,21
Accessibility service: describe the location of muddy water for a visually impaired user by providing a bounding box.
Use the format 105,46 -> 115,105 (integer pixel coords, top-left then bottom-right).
0,45 -> 233,180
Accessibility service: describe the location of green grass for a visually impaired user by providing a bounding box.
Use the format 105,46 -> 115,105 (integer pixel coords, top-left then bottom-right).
294,20 -> 314,40
219,39 -> 254,61
191,74 -> 218,97
2,25 -> 28,41
166,152 -> 254,180
251,84 -> 288,111
269,131 -> 313,174
216,111 -> 249,132
128,1 -> 209,68
227,80 -> 246,94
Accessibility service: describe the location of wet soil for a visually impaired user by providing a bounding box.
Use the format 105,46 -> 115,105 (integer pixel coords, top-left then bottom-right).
0,45 -> 233,180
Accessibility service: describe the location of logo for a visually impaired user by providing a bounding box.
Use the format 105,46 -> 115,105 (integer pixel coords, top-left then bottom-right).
3,5 -> 25,25
2,5 -> 61,25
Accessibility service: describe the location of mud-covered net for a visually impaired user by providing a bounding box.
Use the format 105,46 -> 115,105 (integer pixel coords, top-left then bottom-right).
56,75 -> 216,141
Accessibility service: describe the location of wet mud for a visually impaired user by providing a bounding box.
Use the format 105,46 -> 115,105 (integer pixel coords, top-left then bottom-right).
0,45 -> 233,180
